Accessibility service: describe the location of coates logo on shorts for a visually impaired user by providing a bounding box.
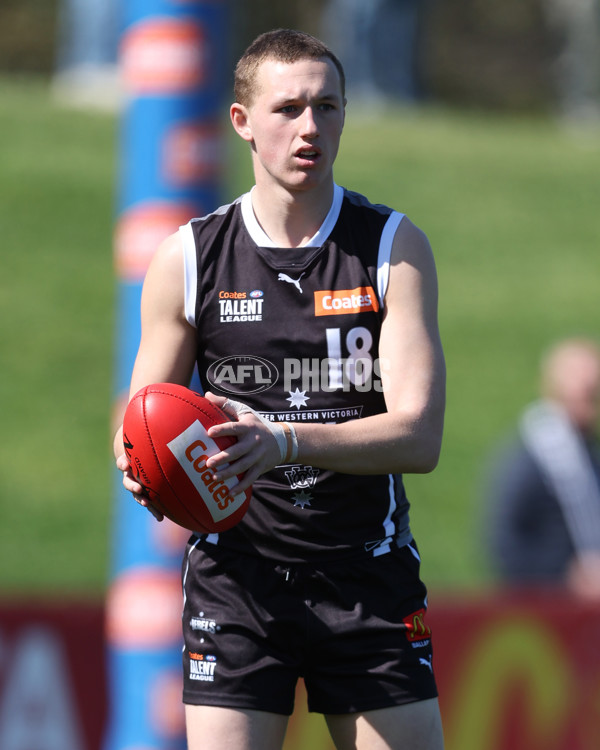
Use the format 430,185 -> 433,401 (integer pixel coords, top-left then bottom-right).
207,355 -> 279,395
121,18 -> 208,96
314,286 -> 379,317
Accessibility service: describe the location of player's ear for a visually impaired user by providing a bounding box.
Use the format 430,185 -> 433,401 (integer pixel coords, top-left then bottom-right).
230,102 -> 253,143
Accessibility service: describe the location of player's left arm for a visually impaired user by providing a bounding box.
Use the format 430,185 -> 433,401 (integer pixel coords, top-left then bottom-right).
297,215 -> 446,474
207,216 -> 445,490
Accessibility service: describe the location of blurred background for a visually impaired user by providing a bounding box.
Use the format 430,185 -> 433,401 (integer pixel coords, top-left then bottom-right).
0,1 -> 599,749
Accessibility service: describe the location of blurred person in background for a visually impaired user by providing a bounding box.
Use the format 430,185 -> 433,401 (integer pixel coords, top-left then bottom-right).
321,0 -> 427,107
52,0 -> 120,110
542,0 -> 600,124
485,338 -> 600,600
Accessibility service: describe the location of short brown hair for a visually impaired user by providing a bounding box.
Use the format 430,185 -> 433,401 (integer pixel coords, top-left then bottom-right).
234,28 -> 346,107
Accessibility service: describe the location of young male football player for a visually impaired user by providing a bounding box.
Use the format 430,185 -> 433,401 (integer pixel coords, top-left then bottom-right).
115,28 -> 446,750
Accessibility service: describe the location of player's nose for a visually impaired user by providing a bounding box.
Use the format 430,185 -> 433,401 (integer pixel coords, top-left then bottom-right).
299,106 -> 319,137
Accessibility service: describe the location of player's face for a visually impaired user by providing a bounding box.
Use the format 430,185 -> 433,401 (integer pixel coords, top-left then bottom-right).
233,57 -> 345,193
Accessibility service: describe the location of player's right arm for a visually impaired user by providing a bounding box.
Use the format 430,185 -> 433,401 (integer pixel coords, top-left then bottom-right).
113,231 -> 198,509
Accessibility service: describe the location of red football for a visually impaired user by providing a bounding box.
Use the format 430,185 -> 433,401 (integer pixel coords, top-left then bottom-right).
122,383 -> 251,534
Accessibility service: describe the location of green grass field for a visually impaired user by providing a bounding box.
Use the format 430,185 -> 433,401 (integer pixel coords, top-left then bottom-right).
1,75 -> 598,596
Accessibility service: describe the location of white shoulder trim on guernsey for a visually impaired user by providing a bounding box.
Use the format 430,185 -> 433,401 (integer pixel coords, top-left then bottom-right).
376,211 -> 404,308
180,221 -> 199,327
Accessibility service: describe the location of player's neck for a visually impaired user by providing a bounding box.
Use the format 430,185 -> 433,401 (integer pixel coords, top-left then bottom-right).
250,180 -> 334,248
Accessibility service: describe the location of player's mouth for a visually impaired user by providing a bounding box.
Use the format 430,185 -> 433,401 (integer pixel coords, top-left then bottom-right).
295,147 -> 321,165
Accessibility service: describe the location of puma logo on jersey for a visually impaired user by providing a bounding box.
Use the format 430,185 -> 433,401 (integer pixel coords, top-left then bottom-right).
278,272 -> 305,293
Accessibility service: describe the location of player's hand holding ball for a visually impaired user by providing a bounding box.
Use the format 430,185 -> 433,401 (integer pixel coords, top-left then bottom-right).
204,391 -> 298,491
121,383 -> 253,534
119,384 -> 298,534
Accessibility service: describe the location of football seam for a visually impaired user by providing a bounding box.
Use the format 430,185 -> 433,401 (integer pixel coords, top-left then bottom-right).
144,386 -> 230,425
140,393 -> 191,514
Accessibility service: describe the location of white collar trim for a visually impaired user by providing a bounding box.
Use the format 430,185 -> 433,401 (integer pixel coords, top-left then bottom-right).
241,184 -> 343,248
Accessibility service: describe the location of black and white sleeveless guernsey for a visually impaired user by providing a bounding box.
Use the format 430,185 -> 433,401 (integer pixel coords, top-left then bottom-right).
180,183 -> 412,564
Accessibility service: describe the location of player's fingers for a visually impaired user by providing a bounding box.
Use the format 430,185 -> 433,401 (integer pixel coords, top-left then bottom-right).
226,463 -> 266,497
126,482 -> 165,522
144,502 -> 164,522
116,453 -> 130,472
135,495 -> 164,522
212,439 -> 275,482
204,425 -> 258,470
209,447 -> 256,478
122,472 -> 143,494
206,420 -> 245,439
203,390 -> 234,415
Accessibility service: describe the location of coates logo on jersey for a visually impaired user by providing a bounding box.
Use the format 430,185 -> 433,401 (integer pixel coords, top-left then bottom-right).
163,121 -> 223,187
114,200 -> 199,282
207,355 -> 279,394
314,286 -> 379,316
121,18 -> 208,96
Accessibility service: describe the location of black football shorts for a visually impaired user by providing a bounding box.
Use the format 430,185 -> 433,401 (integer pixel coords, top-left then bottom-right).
181,537 -> 438,715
